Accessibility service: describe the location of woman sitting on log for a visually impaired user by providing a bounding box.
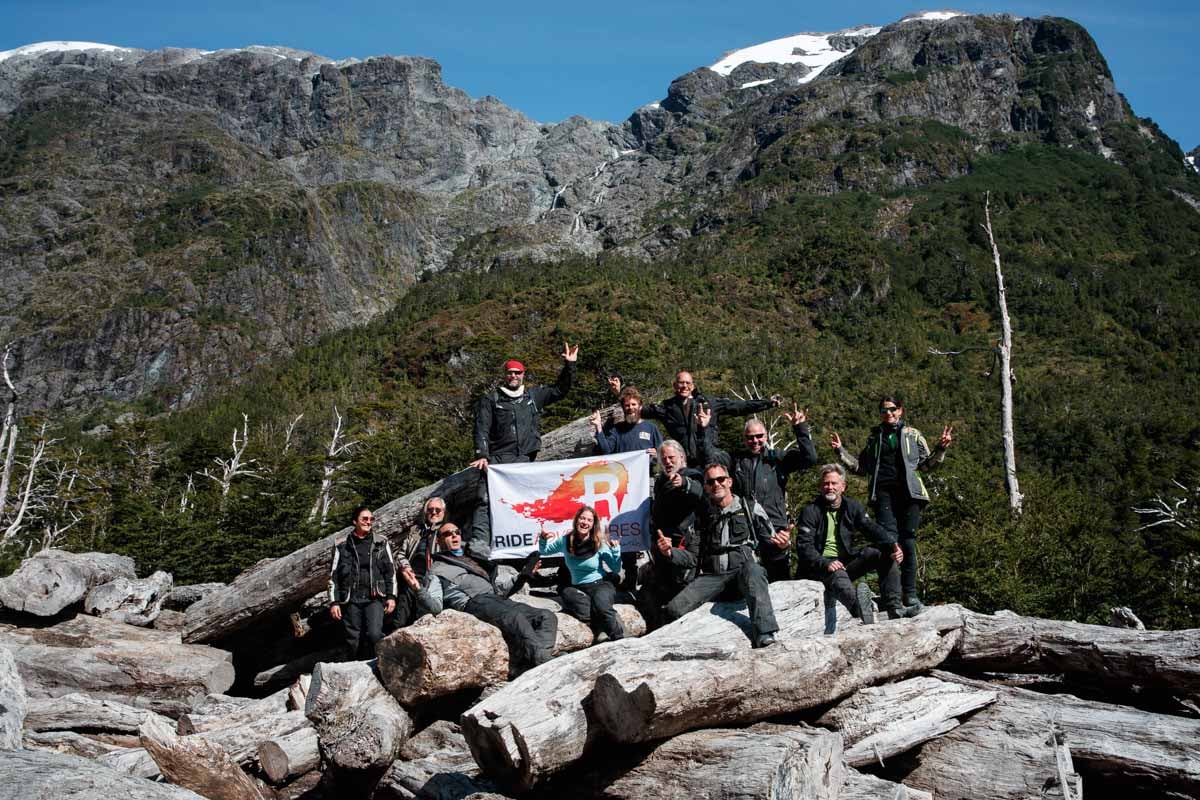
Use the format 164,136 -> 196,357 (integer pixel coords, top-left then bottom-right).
538,506 -> 625,642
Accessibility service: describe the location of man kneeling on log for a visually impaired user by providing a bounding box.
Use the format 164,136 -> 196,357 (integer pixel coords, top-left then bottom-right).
662,463 -> 780,648
795,464 -> 905,623
416,522 -> 558,672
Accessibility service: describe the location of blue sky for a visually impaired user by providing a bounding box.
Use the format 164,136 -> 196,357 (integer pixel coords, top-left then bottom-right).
2,0 -> 1196,151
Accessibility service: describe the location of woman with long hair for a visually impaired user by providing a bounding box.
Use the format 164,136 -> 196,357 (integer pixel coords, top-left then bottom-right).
830,394 -> 953,616
538,505 -> 625,642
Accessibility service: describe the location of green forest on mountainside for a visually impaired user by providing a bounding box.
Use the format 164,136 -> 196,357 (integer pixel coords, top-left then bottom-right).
4,141 -> 1199,629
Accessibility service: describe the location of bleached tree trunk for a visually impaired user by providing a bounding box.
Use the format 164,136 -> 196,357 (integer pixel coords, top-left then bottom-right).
0,343 -> 18,521
309,407 -> 356,527
2,422 -> 54,545
984,193 -> 1023,516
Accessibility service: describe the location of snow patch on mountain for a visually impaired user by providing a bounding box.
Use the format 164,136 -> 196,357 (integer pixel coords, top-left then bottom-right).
0,41 -> 135,62
899,10 -> 967,23
709,25 -> 882,82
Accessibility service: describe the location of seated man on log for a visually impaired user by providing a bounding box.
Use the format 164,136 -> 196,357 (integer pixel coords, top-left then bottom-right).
328,506 -> 399,659
641,439 -> 703,627
795,464 -> 905,624
467,342 -> 580,558
613,371 -> 779,467
662,463 -> 780,648
697,402 -> 818,582
416,522 -> 558,672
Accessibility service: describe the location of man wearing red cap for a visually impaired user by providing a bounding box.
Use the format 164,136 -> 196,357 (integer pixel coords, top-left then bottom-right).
470,341 -> 579,470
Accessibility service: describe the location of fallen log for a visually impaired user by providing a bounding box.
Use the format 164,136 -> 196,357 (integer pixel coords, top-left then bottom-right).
374,720 -> 498,800
597,723 -> 844,800
84,571 -> 173,627
460,580 -> 850,792
0,645 -> 25,749
100,744 -> 162,778
842,769 -> 933,800
139,714 -> 270,800
0,615 -> 235,716
199,710 -> 311,766
182,411 -> 611,644
953,608 -> 1200,692
258,725 -> 321,784
165,583 -> 226,611
511,594 -> 647,653
254,647 -> 342,691
377,610 -> 510,707
898,670 -> 1200,799
24,692 -> 172,734
0,748 -> 204,799
815,675 -> 997,767
154,609 -> 188,632
288,675 -> 310,711
0,549 -> 136,617
177,687 -> 290,735
592,605 -> 966,746
305,660 -> 412,774
23,729 -> 130,759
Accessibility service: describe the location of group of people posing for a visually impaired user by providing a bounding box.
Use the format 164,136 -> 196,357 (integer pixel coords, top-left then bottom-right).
329,343 -> 953,667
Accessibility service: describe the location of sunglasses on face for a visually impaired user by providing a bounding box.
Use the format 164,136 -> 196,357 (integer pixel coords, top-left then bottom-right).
426,507 -> 445,515
704,476 -> 731,485
506,370 -> 524,375
880,406 -> 900,413
745,433 -> 766,440
358,516 -> 374,522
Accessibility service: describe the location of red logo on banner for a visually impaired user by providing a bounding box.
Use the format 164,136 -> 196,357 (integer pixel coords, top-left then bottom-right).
508,461 -> 630,523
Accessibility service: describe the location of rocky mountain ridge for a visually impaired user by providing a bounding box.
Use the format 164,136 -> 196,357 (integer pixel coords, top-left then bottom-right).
0,11 -> 1184,412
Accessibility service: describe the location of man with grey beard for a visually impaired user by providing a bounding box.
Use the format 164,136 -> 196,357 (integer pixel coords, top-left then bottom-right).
794,464 -> 905,623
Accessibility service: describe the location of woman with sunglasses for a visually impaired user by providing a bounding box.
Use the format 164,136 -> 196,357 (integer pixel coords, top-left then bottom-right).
538,505 -> 625,642
830,396 -> 953,616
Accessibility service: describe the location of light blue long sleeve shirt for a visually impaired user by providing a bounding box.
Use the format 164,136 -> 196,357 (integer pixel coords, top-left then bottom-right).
538,534 -> 622,585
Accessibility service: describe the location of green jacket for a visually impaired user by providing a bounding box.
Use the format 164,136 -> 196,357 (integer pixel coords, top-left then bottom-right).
837,422 -> 945,502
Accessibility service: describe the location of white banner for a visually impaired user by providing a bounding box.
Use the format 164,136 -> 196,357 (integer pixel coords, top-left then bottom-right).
486,451 -> 652,560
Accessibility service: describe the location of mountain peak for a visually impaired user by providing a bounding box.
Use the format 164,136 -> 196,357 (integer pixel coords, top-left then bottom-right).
0,40 -> 135,62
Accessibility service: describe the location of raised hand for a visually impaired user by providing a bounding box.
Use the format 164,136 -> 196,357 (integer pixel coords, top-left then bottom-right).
561,341 -> 580,362
829,432 -> 842,451
938,425 -> 954,450
590,409 -> 603,433
668,471 -> 684,488
697,403 -> 712,429
782,403 -> 807,425
655,529 -> 672,556
539,523 -> 556,541
607,375 -> 622,395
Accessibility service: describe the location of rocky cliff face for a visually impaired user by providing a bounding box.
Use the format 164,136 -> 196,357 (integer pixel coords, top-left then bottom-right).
0,13 -> 1177,412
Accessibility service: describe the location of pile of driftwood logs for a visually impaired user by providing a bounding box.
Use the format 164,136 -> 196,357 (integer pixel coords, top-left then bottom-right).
1,410 -> 1198,799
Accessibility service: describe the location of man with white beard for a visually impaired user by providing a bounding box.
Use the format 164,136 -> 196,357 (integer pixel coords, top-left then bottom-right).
794,464 -> 905,623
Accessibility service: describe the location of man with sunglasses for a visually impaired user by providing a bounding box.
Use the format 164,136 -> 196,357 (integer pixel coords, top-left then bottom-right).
831,395 -> 953,616
662,464 -> 779,648
697,402 -> 817,581
415,522 -> 558,673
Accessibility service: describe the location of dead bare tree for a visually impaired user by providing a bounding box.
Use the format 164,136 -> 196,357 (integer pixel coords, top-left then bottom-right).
201,414 -> 261,508
2,422 -> 56,545
283,414 -> 304,455
929,194 -> 1023,516
179,474 -> 196,515
0,343 -> 19,519
309,407 -> 357,527
1132,479 -> 1196,531
38,448 -> 86,551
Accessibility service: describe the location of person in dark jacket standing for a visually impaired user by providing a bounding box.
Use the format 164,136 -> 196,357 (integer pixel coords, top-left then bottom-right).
328,506 -> 399,659
591,385 -> 662,457
470,342 -> 579,469
663,463 -> 779,648
698,402 -> 818,581
831,395 -> 952,615
795,464 -> 904,623
612,372 -> 779,467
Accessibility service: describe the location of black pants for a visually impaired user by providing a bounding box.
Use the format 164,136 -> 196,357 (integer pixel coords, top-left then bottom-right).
664,556 -> 778,640
465,592 -> 558,672
341,599 -> 385,660
560,580 -> 624,640
763,556 -> 791,583
873,488 -> 924,601
819,546 -> 902,616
